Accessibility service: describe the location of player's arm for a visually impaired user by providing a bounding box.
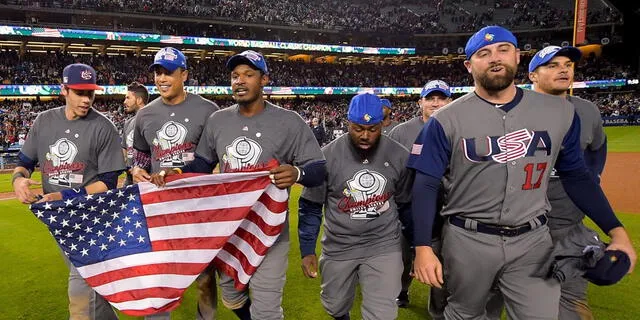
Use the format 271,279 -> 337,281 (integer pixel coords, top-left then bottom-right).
13,153 -> 41,204
297,183 -> 327,279
556,112 -> 636,273
406,117 -> 451,288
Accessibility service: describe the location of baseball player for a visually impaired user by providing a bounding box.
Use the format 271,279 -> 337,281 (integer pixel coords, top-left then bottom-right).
408,26 -> 635,320
528,45 -> 613,319
12,63 -> 125,319
381,98 -> 398,135
388,80 -> 451,312
297,93 -> 412,320
121,81 -> 149,186
131,47 -> 220,319
150,50 -> 327,320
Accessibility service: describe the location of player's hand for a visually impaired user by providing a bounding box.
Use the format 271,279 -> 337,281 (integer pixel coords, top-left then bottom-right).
13,177 -> 41,204
607,226 -> 637,274
132,166 -> 151,183
269,164 -> 299,189
301,254 -> 318,278
413,246 -> 444,288
36,192 -> 62,203
149,169 -> 176,187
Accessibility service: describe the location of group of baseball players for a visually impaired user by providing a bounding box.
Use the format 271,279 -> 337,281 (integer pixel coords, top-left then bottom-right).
11,24 -> 637,320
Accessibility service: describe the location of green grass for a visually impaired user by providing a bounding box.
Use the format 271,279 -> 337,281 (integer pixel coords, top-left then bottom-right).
1,185 -> 639,319
604,126 -> 640,153
0,171 -> 41,193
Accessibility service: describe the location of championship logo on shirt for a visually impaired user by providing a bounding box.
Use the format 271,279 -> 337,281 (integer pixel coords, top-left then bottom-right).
126,130 -> 134,160
44,138 -> 85,187
152,121 -> 194,167
338,169 -> 392,220
223,136 -> 263,171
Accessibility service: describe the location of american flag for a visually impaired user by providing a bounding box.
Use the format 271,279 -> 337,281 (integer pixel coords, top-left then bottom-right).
29,171 -> 288,316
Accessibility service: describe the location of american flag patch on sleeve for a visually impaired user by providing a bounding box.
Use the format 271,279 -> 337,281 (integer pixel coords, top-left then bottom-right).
411,144 -> 423,155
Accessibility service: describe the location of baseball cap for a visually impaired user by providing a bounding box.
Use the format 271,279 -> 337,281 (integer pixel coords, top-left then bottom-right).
62,63 -> 103,91
420,80 -> 452,98
584,250 -> 631,286
149,47 -> 187,72
528,45 -> 582,73
347,93 -> 383,125
465,25 -> 518,60
226,50 -> 269,75
380,98 -> 392,109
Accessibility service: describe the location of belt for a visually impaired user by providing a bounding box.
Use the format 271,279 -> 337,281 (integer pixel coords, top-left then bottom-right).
449,215 -> 547,237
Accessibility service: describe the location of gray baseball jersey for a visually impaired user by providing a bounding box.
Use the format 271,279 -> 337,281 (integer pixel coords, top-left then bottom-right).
547,96 -> 606,229
382,121 -> 399,136
408,89 -> 582,227
21,106 -> 125,194
121,116 -> 136,168
300,135 -> 412,260
195,101 -> 324,174
133,93 -> 218,172
388,117 -> 424,150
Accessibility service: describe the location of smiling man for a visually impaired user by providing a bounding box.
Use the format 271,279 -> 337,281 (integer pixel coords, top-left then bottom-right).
130,47 -> 219,320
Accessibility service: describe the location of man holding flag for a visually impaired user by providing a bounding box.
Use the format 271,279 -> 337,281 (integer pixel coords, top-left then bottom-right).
13,63 -> 125,319
152,50 -> 327,320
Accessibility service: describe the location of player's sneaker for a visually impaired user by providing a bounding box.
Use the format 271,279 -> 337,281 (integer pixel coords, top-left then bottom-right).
396,290 -> 409,308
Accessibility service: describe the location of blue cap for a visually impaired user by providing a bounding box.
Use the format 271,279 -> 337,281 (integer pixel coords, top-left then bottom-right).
227,50 -> 269,75
420,80 -> 451,98
380,98 -> 392,109
347,93 -> 383,125
62,63 -> 103,91
149,47 -> 187,72
465,25 -> 518,59
584,250 -> 630,286
528,45 -> 582,72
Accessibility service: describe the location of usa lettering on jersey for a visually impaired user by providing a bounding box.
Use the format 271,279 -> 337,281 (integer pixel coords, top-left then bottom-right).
462,129 -> 551,163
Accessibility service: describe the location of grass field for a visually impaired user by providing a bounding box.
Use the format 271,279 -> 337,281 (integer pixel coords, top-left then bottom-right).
1,126 -> 638,319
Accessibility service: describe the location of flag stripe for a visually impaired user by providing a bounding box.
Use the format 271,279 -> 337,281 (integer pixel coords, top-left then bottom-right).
213,251 -> 251,285
104,286 -> 184,303
76,249 -> 219,278
94,274 -> 195,295
85,263 -> 205,287
110,297 -> 181,313
148,221 -> 241,241
256,191 -> 289,215
245,209 -> 287,236
151,236 -> 230,251
143,189 -> 265,217
145,207 -> 252,228
137,171 -> 271,195
140,178 -> 267,205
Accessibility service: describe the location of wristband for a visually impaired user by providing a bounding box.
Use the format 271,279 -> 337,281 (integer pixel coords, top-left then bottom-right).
61,188 -> 88,200
172,168 -> 183,174
11,172 -> 26,185
294,166 -> 302,182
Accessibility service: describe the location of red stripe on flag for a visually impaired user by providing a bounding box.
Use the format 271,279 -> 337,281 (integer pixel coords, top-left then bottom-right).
85,263 -> 206,287
141,178 -> 268,204
118,298 -> 182,316
213,256 -> 247,291
233,226 -> 283,257
145,207 -> 252,228
151,236 -> 230,251
257,191 -> 289,214
103,286 -> 184,303
220,242 -> 260,277
245,210 -> 286,236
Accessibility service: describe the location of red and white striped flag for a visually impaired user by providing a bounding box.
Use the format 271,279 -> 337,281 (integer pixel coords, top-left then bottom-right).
30,170 -> 288,316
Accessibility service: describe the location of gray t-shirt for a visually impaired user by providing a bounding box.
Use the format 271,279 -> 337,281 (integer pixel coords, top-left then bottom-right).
21,106 -> 126,194
121,115 -> 136,168
388,117 -> 424,150
300,135 -> 412,260
133,93 -> 219,172
547,95 -> 606,229
382,121 -> 399,136
195,101 -> 326,242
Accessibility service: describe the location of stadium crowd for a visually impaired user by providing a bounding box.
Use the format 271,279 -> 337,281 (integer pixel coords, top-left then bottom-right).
0,50 -> 635,88
1,90 -> 638,149
2,0 -> 621,34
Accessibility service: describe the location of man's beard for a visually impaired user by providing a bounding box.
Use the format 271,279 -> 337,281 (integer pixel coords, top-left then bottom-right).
349,136 -> 380,159
477,64 -> 517,92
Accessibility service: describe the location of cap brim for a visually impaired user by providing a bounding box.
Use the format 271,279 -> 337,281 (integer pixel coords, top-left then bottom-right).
421,88 -> 451,98
149,62 -> 181,72
65,84 -> 104,91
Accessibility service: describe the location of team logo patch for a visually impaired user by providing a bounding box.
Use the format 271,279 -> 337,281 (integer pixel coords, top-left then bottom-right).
153,121 -> 191,167
242,50 -> 262,62
338,169 -> 392,220
536,46 -> 561,59
484,33 -> 495,42
363,113 -> 372,122
462,128 -> 552,163
44,138 -> 84,187
156,47 -> 178,61
223,136 -> 263,171
80,70 -> 92,80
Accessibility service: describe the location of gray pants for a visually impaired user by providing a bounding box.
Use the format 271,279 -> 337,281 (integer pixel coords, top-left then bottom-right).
441,221 -> 560,320
429,238 -> 505,320
218,237 -> 289,320
550,224 -> 594,320
400,234 -> 413,292
63,254 -> 118,320
319,251 -> 403,320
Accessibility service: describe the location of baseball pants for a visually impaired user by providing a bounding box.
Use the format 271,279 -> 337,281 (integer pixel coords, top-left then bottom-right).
400,233 -> 413,293
441,220 -> 560,320
218,236 -> 289,320
550,223 -> 594,320
63,253 -> 118,320
319,251 -> 403,320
